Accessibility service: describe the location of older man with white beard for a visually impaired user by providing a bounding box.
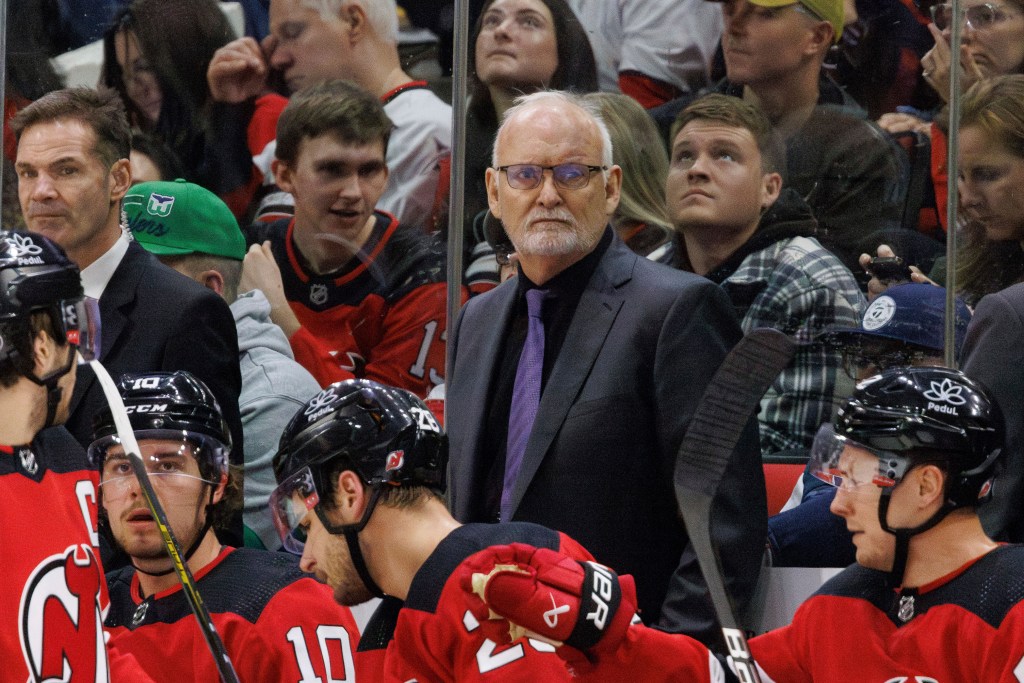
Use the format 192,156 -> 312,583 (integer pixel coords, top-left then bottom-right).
444,90 -> 767,650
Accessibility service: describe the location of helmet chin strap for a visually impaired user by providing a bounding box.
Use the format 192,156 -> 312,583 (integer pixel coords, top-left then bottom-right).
134,485 -> 218,578
878,488 -> 953,588
25,346 -> 76,430
315,487 -> 386,599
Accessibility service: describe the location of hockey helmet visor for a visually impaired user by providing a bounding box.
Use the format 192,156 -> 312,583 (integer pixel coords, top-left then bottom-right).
808,423 -> 909,496
269,465 -> 320,553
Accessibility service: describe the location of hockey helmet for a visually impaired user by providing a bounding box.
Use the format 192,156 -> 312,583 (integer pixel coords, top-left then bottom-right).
270,379 -> 447,552
0,230 -> 100,367
811,366 -> 1003,509
88,371 -> 231,482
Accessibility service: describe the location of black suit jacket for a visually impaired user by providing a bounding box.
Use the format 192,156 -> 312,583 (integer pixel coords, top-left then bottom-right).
962,283 -> 1024,542
446,236 -> 766,646
66,241 -> 243,471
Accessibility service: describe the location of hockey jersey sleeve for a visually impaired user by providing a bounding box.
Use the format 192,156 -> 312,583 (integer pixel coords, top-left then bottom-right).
290,281 -> 461,399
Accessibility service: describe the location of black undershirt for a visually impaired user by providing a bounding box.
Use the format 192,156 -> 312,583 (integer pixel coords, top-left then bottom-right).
479,228 -> 614,521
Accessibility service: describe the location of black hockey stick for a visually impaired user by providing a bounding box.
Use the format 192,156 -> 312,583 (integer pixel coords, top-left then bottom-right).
91,360 -> 241,683
674,328 -> 796,683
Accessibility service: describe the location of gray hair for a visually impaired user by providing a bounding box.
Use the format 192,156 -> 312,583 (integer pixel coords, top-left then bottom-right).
300,0 -> 399,44
492,90 -> 614,168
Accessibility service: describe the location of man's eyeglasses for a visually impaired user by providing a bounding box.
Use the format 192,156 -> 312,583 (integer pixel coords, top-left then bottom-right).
930,2 -> 1021,30
496,163 -> 608,191
840,348 -> 935,380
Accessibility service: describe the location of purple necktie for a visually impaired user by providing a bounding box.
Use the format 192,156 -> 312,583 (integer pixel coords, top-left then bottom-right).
503,288 -> 548,521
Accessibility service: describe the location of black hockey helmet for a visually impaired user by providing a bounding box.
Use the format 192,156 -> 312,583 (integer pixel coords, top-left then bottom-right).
830,366 -> 1002,508
810,366 -> 1003,585
88,370 -> 231,480
0,230 -> 100,367
270,379 -> 446,557
273,379 -> 446,493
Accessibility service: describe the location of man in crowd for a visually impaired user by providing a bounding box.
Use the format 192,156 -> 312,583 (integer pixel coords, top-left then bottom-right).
241,80 -> 453,397
207,0 -> 451,231
651,0 -> 906,274
269,377 -> 726,680
471,366 -> 1024,682
0,230 -> 145,680
10,88 -> 244,497
94,371 -> 364,682
667,93 -> 864,456
124,178 -> 321,550
445,90 -> 765,645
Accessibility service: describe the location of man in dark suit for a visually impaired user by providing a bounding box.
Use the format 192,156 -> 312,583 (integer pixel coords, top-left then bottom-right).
11,88 -> 244,543
961,282 -> 1024,543
445,90 -> 766,647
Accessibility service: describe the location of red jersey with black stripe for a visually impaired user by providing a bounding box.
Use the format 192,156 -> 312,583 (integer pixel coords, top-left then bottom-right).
750,545 -> 1024,682
356,522 -> 595,682
1,427 -> 148,681
246,213 -> 459,397
105,546 -> 367,682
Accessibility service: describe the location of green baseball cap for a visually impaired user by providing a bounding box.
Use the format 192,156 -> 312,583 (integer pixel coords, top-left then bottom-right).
124,179 -> 246,261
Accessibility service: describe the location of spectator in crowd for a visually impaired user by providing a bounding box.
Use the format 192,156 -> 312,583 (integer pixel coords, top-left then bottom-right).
0,229 -> 149,680
472,367 -> 1023,682
11,88 -> 244,545
769,282 -> 971,567
463,0 -> 597,291
667,94 -> 864,456
651,0 -> 908,276
124,179 -> 320,550
446,90 -> 765,646
566,0 -> 723,106
127,131 -> 186,185
100,0 -> 287,220
242,80 -> 454,397
583,91 -> 675,263
93,371 -> 364,682
269,379 -> 724,680
863,75 -> 1024,544
878,0 -> 1024,234
207,0 -> 451,232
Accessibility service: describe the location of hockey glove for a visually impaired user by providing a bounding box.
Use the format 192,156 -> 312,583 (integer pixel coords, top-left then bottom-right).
463,543 -> 637,657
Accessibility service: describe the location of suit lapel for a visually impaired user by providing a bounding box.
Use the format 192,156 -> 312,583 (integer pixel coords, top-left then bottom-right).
507,240 -> 637,514
68,242 -> 145,416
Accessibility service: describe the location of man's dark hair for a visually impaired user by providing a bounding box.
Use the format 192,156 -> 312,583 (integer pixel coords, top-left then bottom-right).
275,80 -> 393,165
671,94 -> 786,175
0,310 -> 63,388
11,87 -> 131,168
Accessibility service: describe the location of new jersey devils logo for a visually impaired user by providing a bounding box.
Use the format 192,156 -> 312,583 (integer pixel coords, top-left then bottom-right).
19,544 -> 108,683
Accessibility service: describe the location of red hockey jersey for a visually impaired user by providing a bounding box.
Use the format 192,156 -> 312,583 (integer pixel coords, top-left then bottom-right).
356,523 -> 598,682
2,429 -> 146,681
751,545 -> 1024,682
246,214 -> 459,397
105,546 -> 365,682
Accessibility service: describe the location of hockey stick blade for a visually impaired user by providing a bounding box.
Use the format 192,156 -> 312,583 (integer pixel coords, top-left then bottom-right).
674,328 -> 796,683
90,359 -> 241,683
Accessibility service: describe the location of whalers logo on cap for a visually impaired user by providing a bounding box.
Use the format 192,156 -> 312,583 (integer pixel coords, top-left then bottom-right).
147,193 -> 175,217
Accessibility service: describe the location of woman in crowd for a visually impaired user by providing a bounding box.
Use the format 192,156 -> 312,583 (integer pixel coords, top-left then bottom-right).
583,91 -> 674,263
463,0 -> 597,253
100,0 -> 286,218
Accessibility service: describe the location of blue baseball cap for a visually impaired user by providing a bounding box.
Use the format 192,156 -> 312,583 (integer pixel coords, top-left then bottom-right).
825,283 -> 972,356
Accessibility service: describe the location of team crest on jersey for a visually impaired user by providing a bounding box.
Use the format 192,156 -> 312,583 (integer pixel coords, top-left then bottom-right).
146,193 -> 175,217
309,283 -> 329,306
19,544 -> 108,683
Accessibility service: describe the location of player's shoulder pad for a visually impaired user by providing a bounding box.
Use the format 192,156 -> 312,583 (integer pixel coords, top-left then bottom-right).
404,522 -> 564,615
